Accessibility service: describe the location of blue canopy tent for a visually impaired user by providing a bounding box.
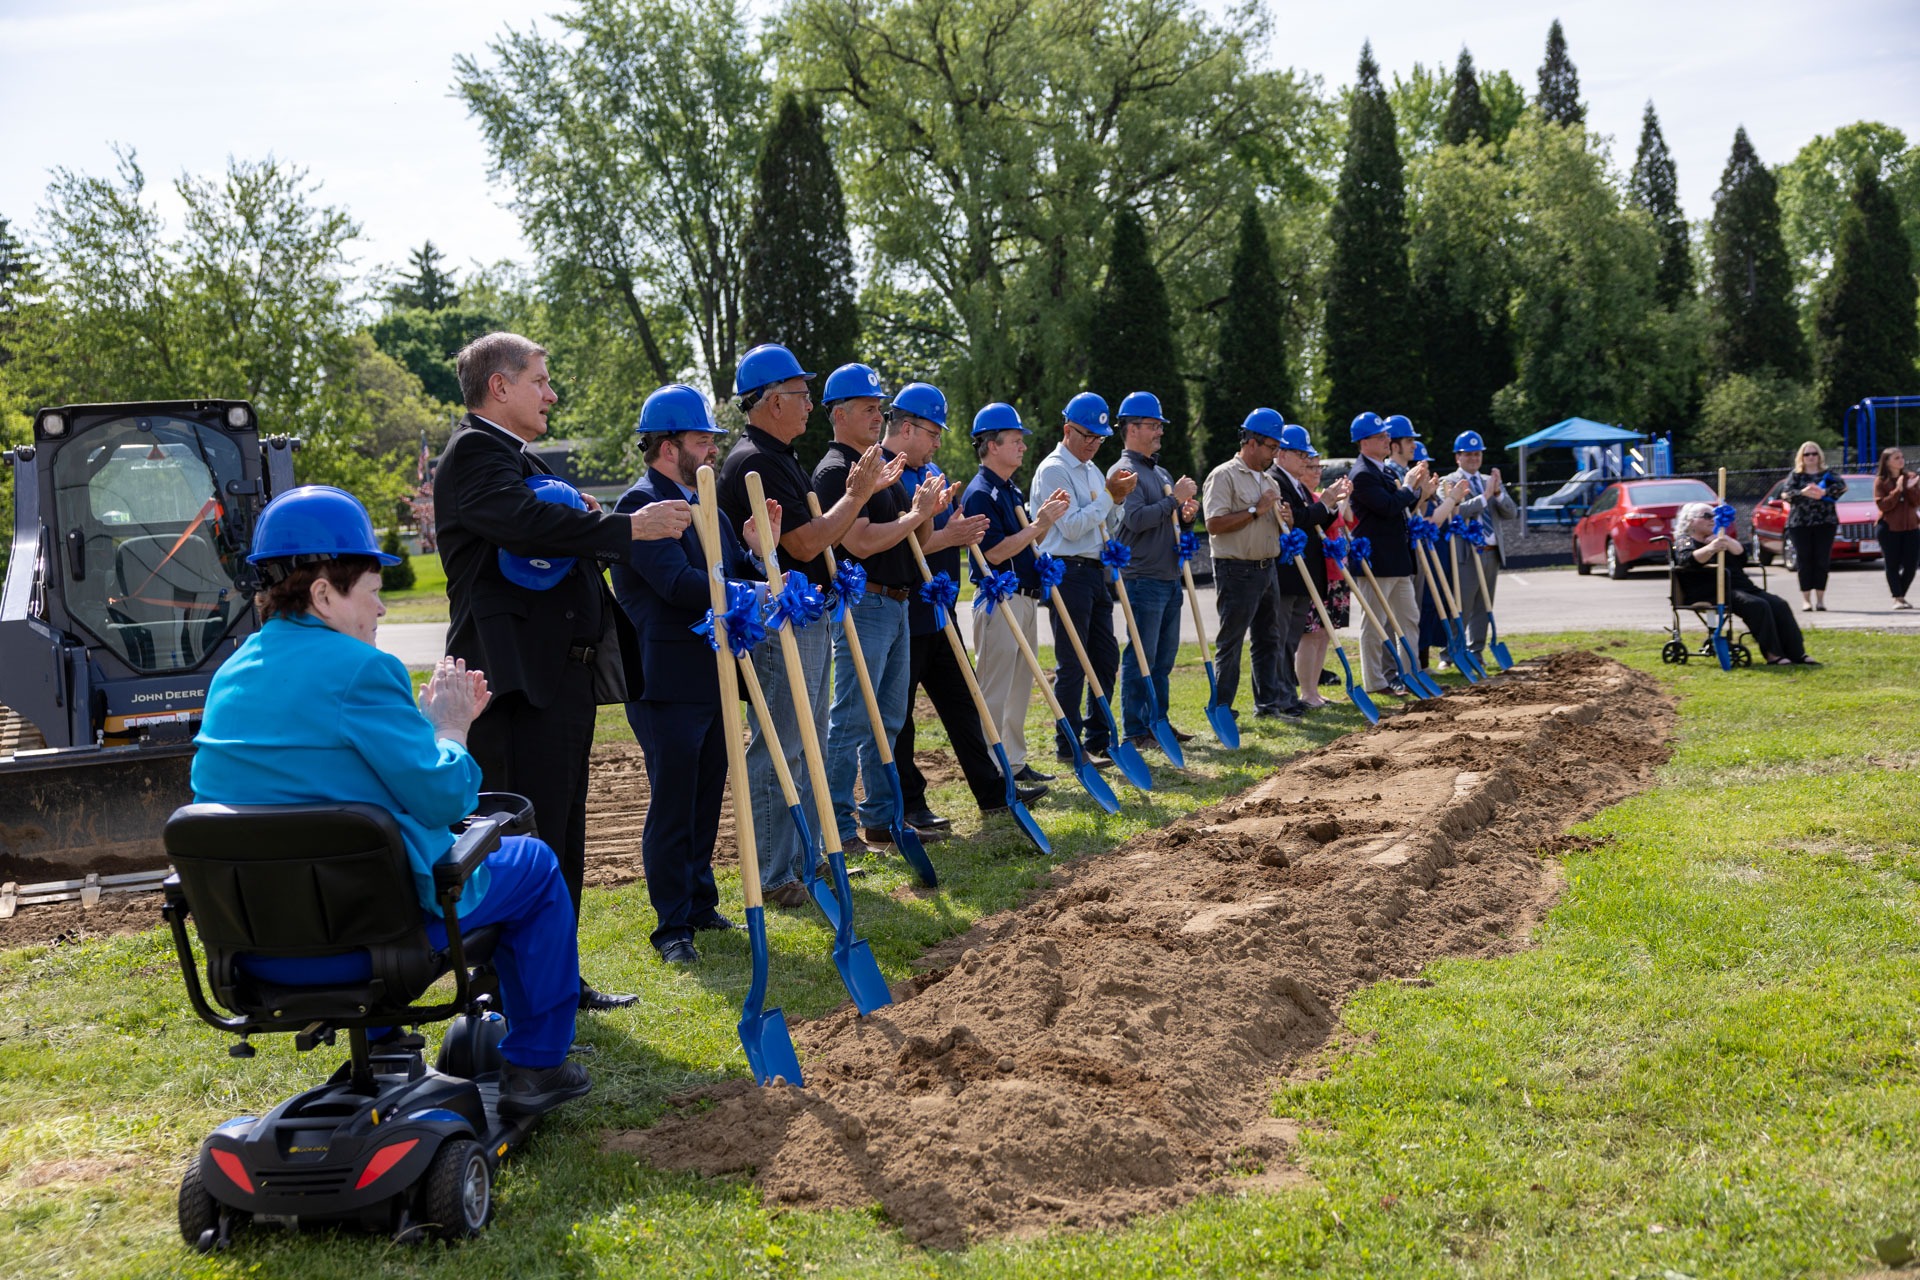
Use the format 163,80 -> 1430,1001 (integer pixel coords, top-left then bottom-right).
1505,418 -> 1653,522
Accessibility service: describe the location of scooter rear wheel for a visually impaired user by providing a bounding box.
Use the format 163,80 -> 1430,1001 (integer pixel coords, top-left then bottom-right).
419,1139 -> 491,1240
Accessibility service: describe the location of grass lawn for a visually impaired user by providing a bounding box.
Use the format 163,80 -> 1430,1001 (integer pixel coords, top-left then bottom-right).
381,553 -> 449,624
3,631 -> 1916,1277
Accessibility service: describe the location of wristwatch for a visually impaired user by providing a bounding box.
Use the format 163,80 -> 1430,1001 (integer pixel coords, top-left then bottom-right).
1245,505 -> 1257,516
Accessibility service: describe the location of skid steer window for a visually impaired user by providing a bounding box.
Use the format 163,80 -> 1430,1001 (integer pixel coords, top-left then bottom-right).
51,416 -> 248,674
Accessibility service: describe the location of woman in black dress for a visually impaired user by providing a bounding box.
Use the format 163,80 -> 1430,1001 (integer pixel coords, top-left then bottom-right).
1767,440 -> 1846,612
1670,502 -> 1815,665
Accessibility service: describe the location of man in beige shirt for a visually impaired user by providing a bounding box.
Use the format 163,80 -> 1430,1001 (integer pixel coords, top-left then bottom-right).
1201,409 -> 1290,721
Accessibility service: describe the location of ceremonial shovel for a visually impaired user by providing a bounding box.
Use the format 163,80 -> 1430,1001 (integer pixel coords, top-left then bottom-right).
1106,542 -> 1187,766
804,491 -> 938,887
1411,529 -> 1481,684
691,465 -> 802,1085
1172,508 -> 1240,748
1282,528 -> 1378,724
1353,551 -> 1444,699
744,471 -> 891,1016
1338,545 -> 1429,700
905,530 -> 1049,854
1015,506 -> 1153,792
965,543 -> 1121,813
1462,532 -> 1514,670
1440,521 -> 1491,680
1712,466 -> 1734,672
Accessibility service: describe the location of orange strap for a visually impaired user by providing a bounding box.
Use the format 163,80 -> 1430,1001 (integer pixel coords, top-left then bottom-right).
110,497 -> 223,609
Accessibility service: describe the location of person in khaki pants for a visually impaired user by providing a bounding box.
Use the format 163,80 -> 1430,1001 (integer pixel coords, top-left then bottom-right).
959,403 -> 1069,784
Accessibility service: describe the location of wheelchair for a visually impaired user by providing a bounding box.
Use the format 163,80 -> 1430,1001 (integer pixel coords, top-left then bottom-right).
161,792 -> 542,1250
1652,534 -> 1754,667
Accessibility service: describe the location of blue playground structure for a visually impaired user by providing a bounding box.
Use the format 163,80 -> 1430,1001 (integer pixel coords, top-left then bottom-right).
1844,396 -> 1918,468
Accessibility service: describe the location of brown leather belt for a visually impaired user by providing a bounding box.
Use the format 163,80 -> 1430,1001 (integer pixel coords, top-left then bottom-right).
869,584 -> 915,602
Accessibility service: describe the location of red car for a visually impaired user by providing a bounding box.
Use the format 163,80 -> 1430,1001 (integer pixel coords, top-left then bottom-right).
1750,473 -> 1884,569
1572,477 -> 1719,578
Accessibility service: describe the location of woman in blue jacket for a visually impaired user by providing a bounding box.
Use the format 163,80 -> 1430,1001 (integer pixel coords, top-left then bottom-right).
191,486 -> 590,1118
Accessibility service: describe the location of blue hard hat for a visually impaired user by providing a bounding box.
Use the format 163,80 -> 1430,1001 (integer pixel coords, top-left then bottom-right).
637,383 -> 722,437
1412,442 -> 1431,463
1383,413 -> 1418,440
733,343 -> 815,396
1277,423 -> 1319,455
1063,391 -> 1112,435
1349,411 -> 1387,443
822,362 -> 887,404
1453,430 -> 1486,452
891,382 -> 948,427
971,402 -> 1028,437
1241,408 -> 1285,441
497,475 -> 588,591
247,485 -> 400,568
1117,391 -> 1166,422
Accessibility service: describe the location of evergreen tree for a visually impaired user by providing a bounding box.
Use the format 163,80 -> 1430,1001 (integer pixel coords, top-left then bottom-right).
1815,168 -> 1920,430
1629,103 -> 1692,309
1537,20 -> 1584,127
1412,274 -> 1513,444
740,92 -> 859,472
1324,43 -> 1420,433
1709,127 -> 1808,379
387,240 -> 459,311
1201,203 -> 1293,470
0,214 -> 35,369
1440,49 -> 1490,147
1088,207 -> 1193,475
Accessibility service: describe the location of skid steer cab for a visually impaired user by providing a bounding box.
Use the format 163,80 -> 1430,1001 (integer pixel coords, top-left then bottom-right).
0,401 -> 298,890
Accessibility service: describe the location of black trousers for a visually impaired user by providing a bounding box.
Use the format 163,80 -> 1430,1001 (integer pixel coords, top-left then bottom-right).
894,627 -> 1004,814
1882,525 -> 1919,600
467,663 -> 598,927
1044,559 -> 1118,756
625,699 -> 724,951
1214,559 -> 1285,713
1730,589 -> 1807,662
1788,524 -> 1836,592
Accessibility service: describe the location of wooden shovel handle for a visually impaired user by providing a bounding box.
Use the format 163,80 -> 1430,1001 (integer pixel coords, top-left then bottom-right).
905,529 -> 1004,746
1716,466 -> 1727,608
806,491 -> 896,766
1172,505 -> 1215,665
695,466 -> 762,909
745,470 -> 843,856
736,656 -> 804,809
1290,553 -> 1343,650
1014,505 -> 1111,701
1359,560 -> 1413,647
966,542 -> 1069,722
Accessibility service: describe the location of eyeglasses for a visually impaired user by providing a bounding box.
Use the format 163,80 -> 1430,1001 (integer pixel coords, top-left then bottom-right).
770,390 -> 813,405
1800,450 -> 1820,457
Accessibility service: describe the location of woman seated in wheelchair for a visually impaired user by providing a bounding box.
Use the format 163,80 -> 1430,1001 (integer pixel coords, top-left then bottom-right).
1669,501 -> 1817,666
190,485 -> 592,1116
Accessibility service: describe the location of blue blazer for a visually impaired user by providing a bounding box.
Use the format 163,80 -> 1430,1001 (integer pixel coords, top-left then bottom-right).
190,614 -> 487,917
610,467 -> 761,705
1349,455 -> 1421,578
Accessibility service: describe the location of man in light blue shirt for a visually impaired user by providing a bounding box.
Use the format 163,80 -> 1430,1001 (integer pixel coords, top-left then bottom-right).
1031,392 -> 1137,765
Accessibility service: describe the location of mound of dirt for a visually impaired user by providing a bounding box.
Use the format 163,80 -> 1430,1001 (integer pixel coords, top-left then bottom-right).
608,651 -> 1674,1247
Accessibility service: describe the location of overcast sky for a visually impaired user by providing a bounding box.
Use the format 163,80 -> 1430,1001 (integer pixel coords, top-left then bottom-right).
4,0 -> 1916,283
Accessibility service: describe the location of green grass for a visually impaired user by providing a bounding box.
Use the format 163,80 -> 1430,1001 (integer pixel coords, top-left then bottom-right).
5,632 -> 1917,1277
382,553 -> 449,624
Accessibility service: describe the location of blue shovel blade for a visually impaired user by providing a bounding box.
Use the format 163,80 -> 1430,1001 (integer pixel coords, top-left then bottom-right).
1397,638 -> 1444,698
1201,660 -> 1241,748
1150,717 -> 1186,768
990,742 -> 1050,854
739,905 -> 803,1087
822,851 -> 892,1015
1712,610 -> 1733,670
1098,698 -> 1154,791
1448,630 -> 1482,684
1487,622 -> 1514,671
1335,648 -> 1381,724
789,804 -> 844,930
1057,718 -> 1121,813
883,763 -> 938,887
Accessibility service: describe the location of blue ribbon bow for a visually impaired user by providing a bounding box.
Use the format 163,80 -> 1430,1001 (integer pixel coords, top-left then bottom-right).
692,580 -> 767,659
1279,527 -> 1308,562
1349,535 -> 1373,567
832,560 -> 867,620
1463,522 -> 1489,549
1447,516 -> 1470,542
1034,553 -> 1065,594
1712,503 -> 1737,535
1100,539 -> 1132,581
1177,531 -> 1200,565
1407,517 -> 1436,546
920,571 -> 960,630
765,570 -> 827,631
1323,535 -> 1350,566
974,568 -> 1021,616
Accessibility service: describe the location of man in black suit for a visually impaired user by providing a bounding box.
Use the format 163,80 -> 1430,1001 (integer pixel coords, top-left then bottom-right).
435,332 -> 691,1010
610,384 -> 777,966
1346,411 -> 1434,694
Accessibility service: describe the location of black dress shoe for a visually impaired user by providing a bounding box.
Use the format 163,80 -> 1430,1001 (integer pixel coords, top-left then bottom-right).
690,912 -> 738,932
1014,765 -> 1055,783
498,1059 -> 592,1117
1170,726 -> 1195,743
904,809 -> 951,831
578,985 -> 638,1012
1319,670 -> 1338,686
1014,782 -> 1049,803
658,938 -> 699,965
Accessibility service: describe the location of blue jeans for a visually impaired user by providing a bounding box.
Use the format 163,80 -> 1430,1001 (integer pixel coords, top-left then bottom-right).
745,617 -> 831,891
1119,575 -> 1180,738
826,593 -> 912,840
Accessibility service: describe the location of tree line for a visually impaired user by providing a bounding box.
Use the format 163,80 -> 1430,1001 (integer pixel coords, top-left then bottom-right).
2,0 -> 1915,535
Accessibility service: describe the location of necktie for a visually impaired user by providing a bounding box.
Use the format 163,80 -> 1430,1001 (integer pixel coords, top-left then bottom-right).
1470,473 -> 1490,544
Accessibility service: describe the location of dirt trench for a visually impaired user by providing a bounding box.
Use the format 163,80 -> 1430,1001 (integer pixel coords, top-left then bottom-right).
608,651 -> 1675,1248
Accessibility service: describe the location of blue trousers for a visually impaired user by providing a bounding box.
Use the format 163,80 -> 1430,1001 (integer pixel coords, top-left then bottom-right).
745,618 -> 830,891
826,593 -> 912,839
1119,575 -> 1180,738
242,834 -> 580,1069
1045,559 -> 1118,756
626,699 -> 724,950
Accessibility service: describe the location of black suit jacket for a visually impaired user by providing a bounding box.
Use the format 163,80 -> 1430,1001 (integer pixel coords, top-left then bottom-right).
609,467 -> 761,705
1270,467 -> 1335,596
434,414 -> 637,708
1348,454 -> 1420,578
